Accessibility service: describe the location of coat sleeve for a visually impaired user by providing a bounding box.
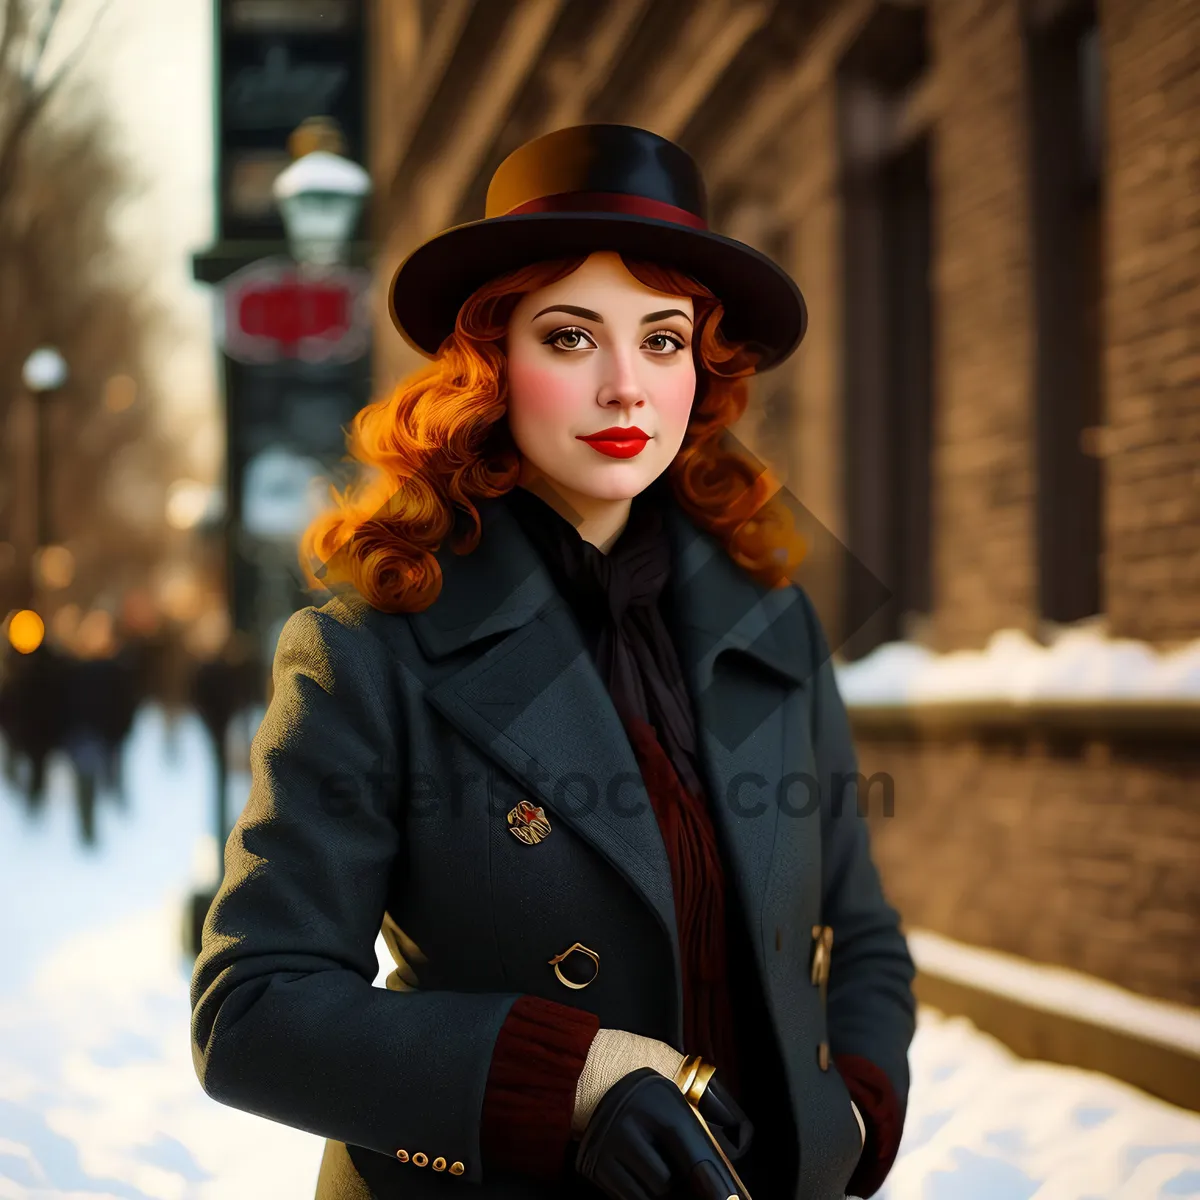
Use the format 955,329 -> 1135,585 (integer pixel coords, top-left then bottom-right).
189,605 -> 521,1183
795,587 -> 917,1192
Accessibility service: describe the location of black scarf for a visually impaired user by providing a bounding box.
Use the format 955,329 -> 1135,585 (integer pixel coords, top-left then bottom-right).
503,479 -> 705,799
505,480 -> 799,1178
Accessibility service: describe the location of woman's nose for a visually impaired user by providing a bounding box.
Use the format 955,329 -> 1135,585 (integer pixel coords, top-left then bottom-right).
597,349 -> 647,408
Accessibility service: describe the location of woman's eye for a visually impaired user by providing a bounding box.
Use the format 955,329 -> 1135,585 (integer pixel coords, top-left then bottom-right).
545,327 -> 595,351
644,332 -> 686,354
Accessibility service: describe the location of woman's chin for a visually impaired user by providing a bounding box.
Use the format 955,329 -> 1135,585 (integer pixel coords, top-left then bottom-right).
570,446 -> 674,493
570,462 -> 665,502
520,444 -> 672,504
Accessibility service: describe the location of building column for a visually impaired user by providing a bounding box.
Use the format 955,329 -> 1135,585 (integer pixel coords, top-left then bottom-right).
786,83 -> 847,644
1099,0 -> 1200,643
928,0 -> 1039,649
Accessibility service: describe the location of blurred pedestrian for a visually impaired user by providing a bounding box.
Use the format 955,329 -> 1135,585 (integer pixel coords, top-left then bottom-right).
0,641 -> 70,813
190,633 -> 266,849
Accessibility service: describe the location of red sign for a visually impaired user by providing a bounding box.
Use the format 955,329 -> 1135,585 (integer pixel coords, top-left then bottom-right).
219,257 -> 370,364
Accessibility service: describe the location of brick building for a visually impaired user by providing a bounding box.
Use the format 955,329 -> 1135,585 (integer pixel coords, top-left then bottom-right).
369,0 -> 1199,1092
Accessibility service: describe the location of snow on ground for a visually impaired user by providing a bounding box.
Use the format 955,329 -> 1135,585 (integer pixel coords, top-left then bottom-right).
882,1008 -> 1200,1200
835,627 -> 1200,705
0,707 -> 329,1199
2,705 -> 1199,1198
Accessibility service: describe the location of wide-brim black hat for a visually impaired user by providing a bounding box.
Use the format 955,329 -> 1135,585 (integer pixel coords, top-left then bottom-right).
388,124 -> 807,371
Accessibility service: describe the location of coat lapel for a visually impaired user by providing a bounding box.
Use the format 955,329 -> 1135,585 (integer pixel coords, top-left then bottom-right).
661,501 -> 813,964
412,496 -> 682,1021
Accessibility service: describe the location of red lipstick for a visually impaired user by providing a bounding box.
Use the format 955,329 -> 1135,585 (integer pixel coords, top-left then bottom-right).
576,425 -> 651,459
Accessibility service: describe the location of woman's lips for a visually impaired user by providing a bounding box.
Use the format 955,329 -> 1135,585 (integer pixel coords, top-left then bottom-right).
577,428 -> 651,459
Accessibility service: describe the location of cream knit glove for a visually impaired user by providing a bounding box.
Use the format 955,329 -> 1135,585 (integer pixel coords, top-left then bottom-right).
571,1028 -> 686,1133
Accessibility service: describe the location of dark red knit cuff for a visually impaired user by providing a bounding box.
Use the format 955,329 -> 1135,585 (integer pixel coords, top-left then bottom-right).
480,995 -> 600,1181
834,1053 -> 904,1198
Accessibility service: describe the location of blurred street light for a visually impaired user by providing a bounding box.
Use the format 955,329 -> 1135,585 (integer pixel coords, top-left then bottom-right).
19,347 -> 69,609
166,479 -> 222,531
103,374 -> 137,413
7,610 -> 45,654
273,145 -> 370,268
22,347 -> 69,393
75,609 -> 116,659
157,565 -> 205,624
35,545 -> 75,591
50,602 -> 83,648
183,606 -> 232,660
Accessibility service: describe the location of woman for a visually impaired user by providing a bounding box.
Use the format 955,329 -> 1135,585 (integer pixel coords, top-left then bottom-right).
190,123 -> 915,1200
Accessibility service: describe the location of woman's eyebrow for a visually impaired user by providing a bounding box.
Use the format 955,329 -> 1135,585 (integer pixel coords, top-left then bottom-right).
532,304 -> 603,322
641,308 -> 692,325
529,304 -> 694,325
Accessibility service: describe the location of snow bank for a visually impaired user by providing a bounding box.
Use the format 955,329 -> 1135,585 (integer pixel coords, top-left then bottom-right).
835,627 -> 1200,706
909,929 -> 1200,1057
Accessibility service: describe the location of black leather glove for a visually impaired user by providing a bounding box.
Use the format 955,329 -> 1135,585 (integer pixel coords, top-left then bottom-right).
576,1067 -> 751,1200
696,1074 -> 753,1163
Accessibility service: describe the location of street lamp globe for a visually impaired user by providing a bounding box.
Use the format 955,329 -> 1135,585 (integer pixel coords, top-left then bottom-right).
273,150 -> 371,268
22,346 -> 68,394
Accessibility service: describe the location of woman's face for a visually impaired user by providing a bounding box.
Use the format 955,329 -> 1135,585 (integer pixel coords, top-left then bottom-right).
505,251 -> 696,507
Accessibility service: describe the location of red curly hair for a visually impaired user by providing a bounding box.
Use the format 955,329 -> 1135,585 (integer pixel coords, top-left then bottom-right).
299,255 -> 804,613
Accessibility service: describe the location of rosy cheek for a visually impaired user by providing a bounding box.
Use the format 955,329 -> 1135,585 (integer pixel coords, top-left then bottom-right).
508,359 -> 583,419
653,364 -> 697,426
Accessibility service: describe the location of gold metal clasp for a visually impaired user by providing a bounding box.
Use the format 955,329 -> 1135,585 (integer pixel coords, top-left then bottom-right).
810,924 -> 833,986
548,941 -> 600,989
812,924 -> 833,1071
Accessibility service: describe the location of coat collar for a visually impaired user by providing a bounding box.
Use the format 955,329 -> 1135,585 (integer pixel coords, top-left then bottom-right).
406,497 -> 555,660
410,488 -> 810,690
410,487 -> 813,1048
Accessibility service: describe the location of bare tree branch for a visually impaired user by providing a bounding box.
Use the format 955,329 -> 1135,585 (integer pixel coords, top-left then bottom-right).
25,0 -> 65,85
38,0 -> 110,93
0,0 -> 25,80
0,0 -> 112,211
0,19 -> 182,620
0,68 -> 56,200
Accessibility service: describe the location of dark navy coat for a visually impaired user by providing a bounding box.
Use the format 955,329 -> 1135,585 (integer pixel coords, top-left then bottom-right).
190,488 -> 916,1199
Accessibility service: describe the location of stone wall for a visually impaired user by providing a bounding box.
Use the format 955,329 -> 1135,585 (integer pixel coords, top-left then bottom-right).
857,727 -> 1200,1007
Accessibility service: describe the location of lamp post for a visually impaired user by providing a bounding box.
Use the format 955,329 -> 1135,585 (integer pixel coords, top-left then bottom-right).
182,137 -> 374,962
272,146 -> 371,268
20,347 -> 69,609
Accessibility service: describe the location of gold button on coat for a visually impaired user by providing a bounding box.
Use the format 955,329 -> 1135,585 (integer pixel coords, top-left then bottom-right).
548,941 -> 600,989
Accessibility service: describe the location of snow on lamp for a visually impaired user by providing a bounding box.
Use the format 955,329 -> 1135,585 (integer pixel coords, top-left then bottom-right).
272,150 -> 371,268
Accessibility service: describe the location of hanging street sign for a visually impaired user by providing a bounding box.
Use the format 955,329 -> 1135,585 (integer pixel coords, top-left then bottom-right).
216,257 -> 371,365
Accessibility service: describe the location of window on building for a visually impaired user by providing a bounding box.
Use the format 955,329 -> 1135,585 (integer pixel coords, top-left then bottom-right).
836,5 -> 933,659
1027,0 -> 1105,624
